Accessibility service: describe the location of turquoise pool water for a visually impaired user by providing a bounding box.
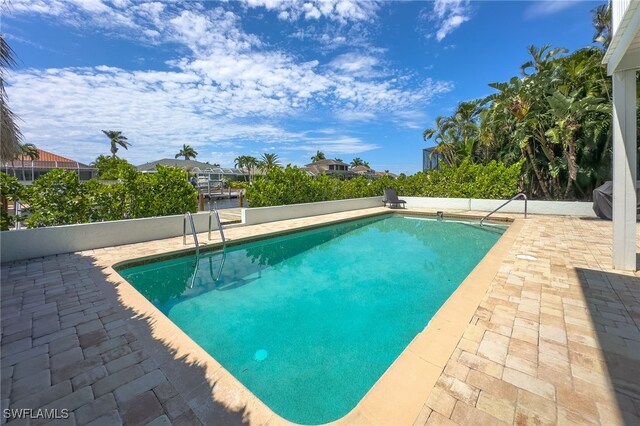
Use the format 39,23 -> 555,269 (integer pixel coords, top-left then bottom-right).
118,214 -> 505,424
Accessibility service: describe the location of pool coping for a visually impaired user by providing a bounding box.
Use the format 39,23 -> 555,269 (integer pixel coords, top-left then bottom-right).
107,210 -> 522,425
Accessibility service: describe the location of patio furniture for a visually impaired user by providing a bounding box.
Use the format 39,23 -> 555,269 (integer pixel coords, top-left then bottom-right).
592,180 -> 640,220
383,189 -> 406,209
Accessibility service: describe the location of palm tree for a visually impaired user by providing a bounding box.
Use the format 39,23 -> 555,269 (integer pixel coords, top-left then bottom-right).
19,143 -> 39,181
101,130 -> 131,158
520,44 -> 568,76
258,153 -> 280,172
0,35 -> 22,162
545,89 -> 609,197
310,150 -> 325,162
592,3 -> 612,49
334,158 -> 343,162
350,157 -> 365,167
423,117 -> 459,166
234,155 -> 258,182
175,144 -> 198,161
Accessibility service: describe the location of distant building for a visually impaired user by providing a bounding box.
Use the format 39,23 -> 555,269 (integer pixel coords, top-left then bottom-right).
302,159 -> 355,178
423,147 -> 440,171
302,160 -> 398,179
1,148 -> 97,182
136,159 -> 246,181
374,171 -> 398,179
350,165 -> 378,179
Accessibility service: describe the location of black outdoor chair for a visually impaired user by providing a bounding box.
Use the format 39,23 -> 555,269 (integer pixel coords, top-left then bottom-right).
383,189 -> 406,209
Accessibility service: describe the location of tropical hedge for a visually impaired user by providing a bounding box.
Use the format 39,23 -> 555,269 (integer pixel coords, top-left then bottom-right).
418,5 -> 639,201
245,160 -> 522,207
0,165 -> 197,230
422,29 -> 638,200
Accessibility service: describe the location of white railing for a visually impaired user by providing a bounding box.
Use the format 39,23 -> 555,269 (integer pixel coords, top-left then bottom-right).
613,0 -> 632,33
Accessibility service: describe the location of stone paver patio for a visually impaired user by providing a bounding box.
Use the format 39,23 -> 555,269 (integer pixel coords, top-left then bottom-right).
1,208 -> 639,425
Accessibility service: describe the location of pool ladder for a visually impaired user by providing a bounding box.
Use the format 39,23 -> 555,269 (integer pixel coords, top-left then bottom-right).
480,193 -> 527,226
183,204 -> 227,288
183,204 -> 227,251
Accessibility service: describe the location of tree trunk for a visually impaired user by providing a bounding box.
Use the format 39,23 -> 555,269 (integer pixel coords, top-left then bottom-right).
564,136 -> 578,199
535,129 -> 561,198
524,143 -> 551,198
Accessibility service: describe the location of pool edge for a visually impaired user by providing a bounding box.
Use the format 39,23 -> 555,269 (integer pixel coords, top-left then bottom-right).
107,209 -> 521,426
335,216 -> 523,426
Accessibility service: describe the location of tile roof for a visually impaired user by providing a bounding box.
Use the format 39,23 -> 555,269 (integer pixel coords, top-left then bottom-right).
18,148 -> 76,163
304,159 -> 349,167
4,148 -> 93,169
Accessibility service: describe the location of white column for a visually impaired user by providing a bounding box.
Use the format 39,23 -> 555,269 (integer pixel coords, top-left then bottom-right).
612,69 -> 637,270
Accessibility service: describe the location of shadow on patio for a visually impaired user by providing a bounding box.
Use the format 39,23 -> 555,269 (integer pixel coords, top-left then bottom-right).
575,267 -> 640,425
1,251 -> 261,425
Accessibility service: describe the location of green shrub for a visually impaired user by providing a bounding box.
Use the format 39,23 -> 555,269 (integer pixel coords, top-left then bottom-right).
83,179 -> 128,222
17,165 -> 198,228
1,172 -> 25,230
245,161 -> 522,207
93,155 -> 137,180
421,160 -> 522,199
229,181 -> 249,189
144,165 -> 198,216
247,166 -> 318,207
24,169 -> 87,227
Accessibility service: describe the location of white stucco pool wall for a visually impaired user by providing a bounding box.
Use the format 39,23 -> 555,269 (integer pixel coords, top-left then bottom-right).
1,197 -> 596,263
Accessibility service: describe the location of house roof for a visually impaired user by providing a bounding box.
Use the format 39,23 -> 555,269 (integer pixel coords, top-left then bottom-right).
375,171 -> 398,178
304,159 -> 349,167
4,148 -> 93,169
17,149 -> 75,163
137,158 -> 215,171
602,0 -> 640,74
136,159 -> 246,175
350,165 -> 374,173
301,165 -> 323,176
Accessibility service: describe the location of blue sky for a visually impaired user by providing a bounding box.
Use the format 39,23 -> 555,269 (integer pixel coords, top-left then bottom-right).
4,0 -> 602,174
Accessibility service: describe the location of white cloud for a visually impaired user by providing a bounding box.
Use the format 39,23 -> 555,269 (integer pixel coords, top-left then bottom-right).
436,14 -> 469,42
392,110 -> 429,130
289,22 -> 378,54
421,0 -> 472,42
4,1 -> 451,166
524,1 -> 580,19
329,53 -> 380,78
242,0 -> 381,23
337,111 -> 377,122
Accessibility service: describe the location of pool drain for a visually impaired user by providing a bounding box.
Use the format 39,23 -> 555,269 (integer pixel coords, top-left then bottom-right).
254,349 -> 268,361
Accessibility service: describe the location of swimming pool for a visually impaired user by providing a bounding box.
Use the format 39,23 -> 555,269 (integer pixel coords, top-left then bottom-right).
117,214 -> 506,424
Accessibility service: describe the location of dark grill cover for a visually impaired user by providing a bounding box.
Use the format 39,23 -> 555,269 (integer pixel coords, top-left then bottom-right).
592,181 -> 640,220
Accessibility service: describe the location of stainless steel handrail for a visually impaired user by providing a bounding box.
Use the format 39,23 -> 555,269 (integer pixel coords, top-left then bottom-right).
480,193 -> 527,226
208,202 -> 226,251
183,212 -> 200,257
186,204 -> 228,289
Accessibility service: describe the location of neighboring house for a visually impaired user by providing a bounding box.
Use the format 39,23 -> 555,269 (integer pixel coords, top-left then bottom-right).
136,159 -> 246,181
375,171 -> 398,179
302,159 -> 398,179
350,165 -> 378,179
1,148 -> 97,182
302,159 -> 355,178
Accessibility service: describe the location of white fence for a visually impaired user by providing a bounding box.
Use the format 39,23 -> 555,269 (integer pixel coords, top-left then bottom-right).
403,197 -> 596,217
0,212 -> 222,264
1,196 -> 597,263
241,197 -> 383,225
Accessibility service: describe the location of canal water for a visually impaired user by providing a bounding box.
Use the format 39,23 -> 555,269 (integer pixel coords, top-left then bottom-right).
205,197 -> 243,210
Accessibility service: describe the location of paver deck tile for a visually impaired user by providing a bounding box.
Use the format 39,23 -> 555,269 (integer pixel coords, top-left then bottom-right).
1,209 -> 639,425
